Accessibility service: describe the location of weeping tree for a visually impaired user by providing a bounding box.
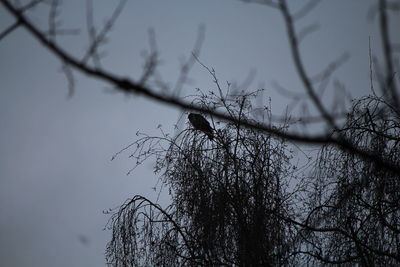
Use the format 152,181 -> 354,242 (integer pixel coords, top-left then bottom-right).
299,94 -> 400,266
106,89 -> 299,266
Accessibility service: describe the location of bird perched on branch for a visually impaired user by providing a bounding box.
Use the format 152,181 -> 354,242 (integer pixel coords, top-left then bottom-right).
188,113 -> 214,140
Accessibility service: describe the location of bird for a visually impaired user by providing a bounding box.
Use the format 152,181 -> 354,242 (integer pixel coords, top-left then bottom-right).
188,113 -> 214,140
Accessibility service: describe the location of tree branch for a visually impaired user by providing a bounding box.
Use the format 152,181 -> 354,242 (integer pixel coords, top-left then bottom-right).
1,0 -> 399,173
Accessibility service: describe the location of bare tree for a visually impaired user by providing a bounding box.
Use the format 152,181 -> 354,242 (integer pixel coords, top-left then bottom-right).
293,95 -> 400,265
106,87 -> 400,266
106,89 -> 300,266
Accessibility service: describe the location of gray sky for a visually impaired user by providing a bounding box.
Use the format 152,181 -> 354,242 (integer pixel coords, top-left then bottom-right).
0,0 -> 395,266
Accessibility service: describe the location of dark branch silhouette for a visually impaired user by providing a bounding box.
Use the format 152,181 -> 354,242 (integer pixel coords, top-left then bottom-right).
1,0 -> 399,173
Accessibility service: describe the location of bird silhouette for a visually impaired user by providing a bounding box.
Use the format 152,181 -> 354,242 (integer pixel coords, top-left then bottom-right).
188,113 -> 214,140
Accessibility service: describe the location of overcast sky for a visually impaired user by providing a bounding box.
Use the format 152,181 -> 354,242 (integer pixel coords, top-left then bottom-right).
0,0 -> 396,266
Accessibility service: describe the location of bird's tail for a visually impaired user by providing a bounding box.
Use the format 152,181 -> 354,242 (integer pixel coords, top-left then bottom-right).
206,132 -> 214,140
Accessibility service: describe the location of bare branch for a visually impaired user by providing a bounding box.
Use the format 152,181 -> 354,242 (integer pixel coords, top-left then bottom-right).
47,0 -> 60,42
293,0 -> 321,21
172,24 -> 205,97
240,0 -> 279,8
0,21 -> 20,41
278,0 -> 337,130
1,0 -> 400,173
297,23 -> 319,43
0,0 -> 44,41
61,63 -> 75,98
379,0 -> 399,112
82,0 -> 127,66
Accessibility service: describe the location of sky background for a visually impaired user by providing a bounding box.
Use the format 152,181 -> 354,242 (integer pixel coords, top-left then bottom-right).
0,0 -> 397,266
